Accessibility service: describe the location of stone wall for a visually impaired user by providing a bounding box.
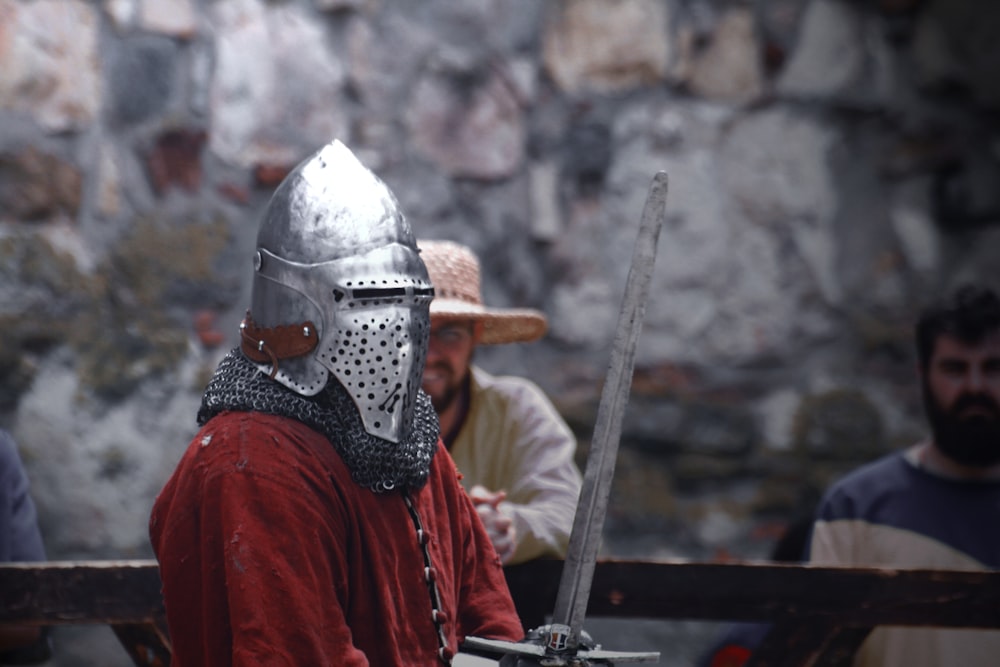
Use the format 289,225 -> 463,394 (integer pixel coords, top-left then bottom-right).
1,0 -> 998,664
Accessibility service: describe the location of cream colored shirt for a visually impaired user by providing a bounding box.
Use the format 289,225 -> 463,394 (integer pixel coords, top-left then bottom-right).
449,366 -> 582,565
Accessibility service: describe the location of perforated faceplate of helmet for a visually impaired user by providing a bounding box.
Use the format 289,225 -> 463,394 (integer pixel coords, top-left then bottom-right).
247,139 -> 434,443
254,245 -> 433,442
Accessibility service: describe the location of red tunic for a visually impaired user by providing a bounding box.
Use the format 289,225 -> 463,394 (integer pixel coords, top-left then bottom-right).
150,410 -> 523,666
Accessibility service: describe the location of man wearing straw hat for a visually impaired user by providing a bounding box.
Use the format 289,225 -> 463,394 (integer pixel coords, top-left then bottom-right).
418,240 -> 582,566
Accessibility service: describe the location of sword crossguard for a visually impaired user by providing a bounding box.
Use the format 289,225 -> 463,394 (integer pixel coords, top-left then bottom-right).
462,625 -> 659,665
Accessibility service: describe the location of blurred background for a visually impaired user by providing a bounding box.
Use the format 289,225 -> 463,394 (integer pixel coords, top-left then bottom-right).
0,0 -> 998,664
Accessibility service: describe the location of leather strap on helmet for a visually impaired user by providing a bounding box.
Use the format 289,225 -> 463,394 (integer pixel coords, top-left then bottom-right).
239,311 -> 318,379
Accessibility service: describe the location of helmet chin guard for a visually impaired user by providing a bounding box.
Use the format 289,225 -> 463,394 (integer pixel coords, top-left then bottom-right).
245,139 -> 433,444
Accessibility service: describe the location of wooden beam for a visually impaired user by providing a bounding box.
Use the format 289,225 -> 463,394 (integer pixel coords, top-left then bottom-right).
0,560 -> 164,624
4,559 -> 998,629
504,558 -> 1000,628
3,558 -> 1000,667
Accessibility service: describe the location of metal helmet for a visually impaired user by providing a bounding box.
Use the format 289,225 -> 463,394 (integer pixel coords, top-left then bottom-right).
241,139 -> 434,444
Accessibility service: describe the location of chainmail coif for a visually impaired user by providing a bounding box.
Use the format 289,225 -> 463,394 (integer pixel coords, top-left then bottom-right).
197,349 -> 440,493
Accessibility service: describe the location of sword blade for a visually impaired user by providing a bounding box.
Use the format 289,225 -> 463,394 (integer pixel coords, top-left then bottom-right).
550,171 -> 669,650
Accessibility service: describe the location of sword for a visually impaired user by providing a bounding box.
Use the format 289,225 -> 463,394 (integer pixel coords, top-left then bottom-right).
463,171 -> 668,665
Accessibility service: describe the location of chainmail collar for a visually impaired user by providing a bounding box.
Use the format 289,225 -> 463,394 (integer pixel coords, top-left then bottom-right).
197,349 -> 440,493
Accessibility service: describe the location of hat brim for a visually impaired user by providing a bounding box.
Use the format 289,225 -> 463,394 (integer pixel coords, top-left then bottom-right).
429,298 -> 548,345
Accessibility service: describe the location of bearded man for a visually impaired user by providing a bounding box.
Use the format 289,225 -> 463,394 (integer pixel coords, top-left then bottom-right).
417,240 -> 581,567
149,140 -> 522,666
808,282 -> 1000,667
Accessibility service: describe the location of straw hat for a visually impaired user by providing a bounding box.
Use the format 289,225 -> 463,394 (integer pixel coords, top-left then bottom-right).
418,239 -> 548,345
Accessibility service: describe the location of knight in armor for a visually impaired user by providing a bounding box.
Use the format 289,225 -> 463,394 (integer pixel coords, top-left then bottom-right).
149,139 -> 523,666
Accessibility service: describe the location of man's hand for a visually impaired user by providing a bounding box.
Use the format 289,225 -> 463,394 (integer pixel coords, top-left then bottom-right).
469,485 -> 517,563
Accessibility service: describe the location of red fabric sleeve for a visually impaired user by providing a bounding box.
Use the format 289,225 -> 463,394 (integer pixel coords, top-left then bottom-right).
152,415 -> 368,667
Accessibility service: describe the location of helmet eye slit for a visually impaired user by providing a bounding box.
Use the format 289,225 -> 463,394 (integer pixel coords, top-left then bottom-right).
341,285 -> 434,305
352,287 -> 407,299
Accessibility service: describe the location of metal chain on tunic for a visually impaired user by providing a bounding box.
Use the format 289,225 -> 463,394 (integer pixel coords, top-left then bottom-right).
198,349 -> 440,493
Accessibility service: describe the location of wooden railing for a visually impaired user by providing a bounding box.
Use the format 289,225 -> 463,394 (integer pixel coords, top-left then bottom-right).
504,559 -> 1000,667
2,559 -> 998,666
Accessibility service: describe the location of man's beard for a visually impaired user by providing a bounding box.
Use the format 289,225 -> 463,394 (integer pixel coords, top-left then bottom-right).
429,381 -> 460,413
924,383 -> 1000,468
423,347 -> 474,414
